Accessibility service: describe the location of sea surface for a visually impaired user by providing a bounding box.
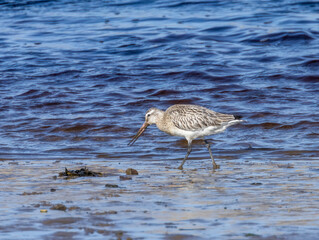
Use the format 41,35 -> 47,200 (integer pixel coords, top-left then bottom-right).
0,0 -> 319,239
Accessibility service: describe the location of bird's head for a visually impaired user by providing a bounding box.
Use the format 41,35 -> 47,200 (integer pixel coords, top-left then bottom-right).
144,107 -> 161,125
128,107 -> 162,146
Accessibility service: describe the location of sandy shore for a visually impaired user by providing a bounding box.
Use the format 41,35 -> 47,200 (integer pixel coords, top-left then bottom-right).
1,158 -> 319,240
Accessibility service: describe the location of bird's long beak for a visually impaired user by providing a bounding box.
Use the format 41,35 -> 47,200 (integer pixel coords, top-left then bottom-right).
128,122 -> 149,146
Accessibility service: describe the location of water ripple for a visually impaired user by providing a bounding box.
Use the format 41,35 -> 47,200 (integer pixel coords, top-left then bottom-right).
0,0 -> 318,161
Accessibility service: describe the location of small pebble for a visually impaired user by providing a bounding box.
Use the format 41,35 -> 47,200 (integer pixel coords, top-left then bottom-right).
120,176 -> 132,181
105,184 -> 119,188
126,168 -> 138,175
251,182 -> 262,186
50,204 -> 67,211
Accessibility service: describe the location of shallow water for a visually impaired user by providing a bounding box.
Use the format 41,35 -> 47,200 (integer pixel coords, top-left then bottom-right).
0,0 -> 319,239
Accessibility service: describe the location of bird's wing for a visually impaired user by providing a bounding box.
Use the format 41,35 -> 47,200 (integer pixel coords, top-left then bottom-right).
168,105 -> 235,131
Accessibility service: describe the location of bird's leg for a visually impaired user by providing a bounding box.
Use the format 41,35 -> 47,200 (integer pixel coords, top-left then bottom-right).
178,141 -> 192,170
204,139 -> 220,169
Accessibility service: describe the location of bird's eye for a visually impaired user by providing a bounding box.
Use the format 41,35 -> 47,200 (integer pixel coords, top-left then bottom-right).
147,114 -> 150,117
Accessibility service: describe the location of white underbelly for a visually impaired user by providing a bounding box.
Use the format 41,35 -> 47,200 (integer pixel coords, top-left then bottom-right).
167,120 -> 242,141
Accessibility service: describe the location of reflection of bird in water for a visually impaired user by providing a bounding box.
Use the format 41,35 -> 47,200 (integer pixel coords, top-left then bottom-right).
129,104 -> 243,170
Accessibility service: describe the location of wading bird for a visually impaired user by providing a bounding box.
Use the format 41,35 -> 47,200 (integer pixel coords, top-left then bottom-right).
128,104 -> 243,170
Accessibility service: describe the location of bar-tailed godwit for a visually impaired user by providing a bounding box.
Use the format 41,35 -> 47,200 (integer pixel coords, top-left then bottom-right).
128,104 -> 243,170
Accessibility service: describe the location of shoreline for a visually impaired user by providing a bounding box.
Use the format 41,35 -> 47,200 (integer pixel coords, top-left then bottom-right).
1,158 -> 319,239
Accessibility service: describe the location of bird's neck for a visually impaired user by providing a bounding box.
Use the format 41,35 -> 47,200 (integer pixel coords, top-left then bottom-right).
155,110 -> 168,133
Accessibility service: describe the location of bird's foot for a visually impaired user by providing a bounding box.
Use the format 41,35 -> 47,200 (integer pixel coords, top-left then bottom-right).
177,165 -> 183,170
213,164 -> 220,170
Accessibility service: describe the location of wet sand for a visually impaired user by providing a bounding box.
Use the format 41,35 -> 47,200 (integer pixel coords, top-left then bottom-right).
1,158 -> 319,240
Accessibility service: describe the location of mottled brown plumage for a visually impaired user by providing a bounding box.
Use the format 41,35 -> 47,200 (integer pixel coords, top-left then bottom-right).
129,104 -> 243,170
167,104 -> 235,131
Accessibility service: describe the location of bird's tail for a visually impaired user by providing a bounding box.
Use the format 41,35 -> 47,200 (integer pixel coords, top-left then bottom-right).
234,115 -> 243,120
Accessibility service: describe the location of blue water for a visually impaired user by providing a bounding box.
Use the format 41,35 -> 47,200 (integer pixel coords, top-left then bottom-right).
1,0 -> 318,162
